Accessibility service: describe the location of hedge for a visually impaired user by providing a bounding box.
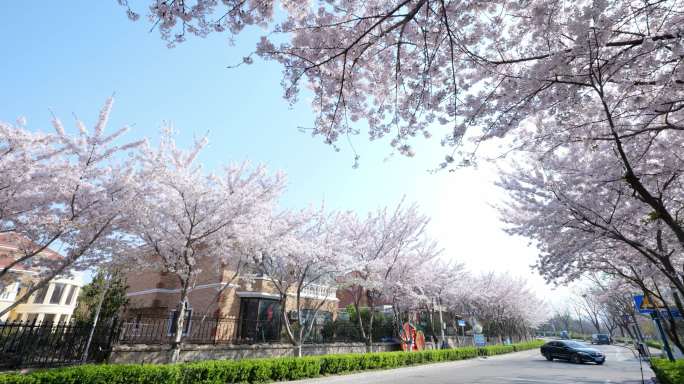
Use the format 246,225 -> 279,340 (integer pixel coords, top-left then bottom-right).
0,340 -> 545,384
651,358 -> 684,384
646,340 -> 663,350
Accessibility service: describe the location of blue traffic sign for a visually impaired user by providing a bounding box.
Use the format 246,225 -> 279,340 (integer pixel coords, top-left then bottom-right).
633,295 -> 682,318
458,320 -> 466,327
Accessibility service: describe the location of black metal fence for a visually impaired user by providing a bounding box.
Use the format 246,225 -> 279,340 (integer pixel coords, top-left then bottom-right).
0,319 -> 118,370
0,315 -> 406,369
0,315 -> 484,370
118,316 -> 396,345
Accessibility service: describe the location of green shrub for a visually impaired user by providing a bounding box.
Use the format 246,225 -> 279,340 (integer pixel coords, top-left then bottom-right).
651,358 -> 684,384
0,341 -> 544,384
478,345 -> 515,356
512,340 -> 545,352
646,340 -> 664,350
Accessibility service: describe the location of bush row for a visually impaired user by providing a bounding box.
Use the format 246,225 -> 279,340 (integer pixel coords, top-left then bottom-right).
646,339 -> 663,350
0,340 -> 545,384
651,358 -> 684,384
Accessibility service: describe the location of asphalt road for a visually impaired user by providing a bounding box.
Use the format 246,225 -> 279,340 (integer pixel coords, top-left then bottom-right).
285,344 -> 655,384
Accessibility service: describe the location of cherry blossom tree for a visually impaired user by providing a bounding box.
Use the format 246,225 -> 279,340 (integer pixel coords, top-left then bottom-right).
0,122 -> 59,290
383,235 -> 442,347
123,2 -> 684,325
122,1 -> 683,165
465,273 -> 548,343
0,99 -> 143,318
415,259 -> 466,346
237,208 -> 349,357
0,120 -> 52,230
338,199 -> 440,350
592,281 -> 637,340
128,129 -> 285,362
498,133 -> 684,318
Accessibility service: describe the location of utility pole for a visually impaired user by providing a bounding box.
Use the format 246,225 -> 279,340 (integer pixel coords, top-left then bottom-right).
651,311 -> 675,362
437,295 -> 446,349
82,272 -> 111,363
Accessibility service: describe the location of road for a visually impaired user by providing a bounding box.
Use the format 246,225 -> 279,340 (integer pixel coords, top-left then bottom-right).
286,344 -> 655,384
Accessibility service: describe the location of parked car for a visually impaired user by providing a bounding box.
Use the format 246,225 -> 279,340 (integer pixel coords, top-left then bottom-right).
540,340 -> 605,365
560,330 -> 569,339
591,334 -> 612,345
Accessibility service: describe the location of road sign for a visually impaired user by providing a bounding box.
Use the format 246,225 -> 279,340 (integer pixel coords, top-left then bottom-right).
633,294 -> 682,318
474,333 -> 486,347
634,294 -> 662,313
457,320 -> 466,327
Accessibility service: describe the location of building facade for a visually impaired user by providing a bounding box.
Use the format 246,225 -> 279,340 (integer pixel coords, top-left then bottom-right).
0,234 -> 83,323
123,260 -> 339,344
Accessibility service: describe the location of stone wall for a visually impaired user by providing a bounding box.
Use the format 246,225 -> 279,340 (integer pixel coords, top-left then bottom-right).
110,342 -> 401,364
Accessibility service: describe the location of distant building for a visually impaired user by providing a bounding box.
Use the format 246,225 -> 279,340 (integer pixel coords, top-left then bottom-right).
0,233 -> 83,323
336,272 -> 394,316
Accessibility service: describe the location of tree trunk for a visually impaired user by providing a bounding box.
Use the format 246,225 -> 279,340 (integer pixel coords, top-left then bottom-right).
170,279 -> 191,363
366,291 -> 375,351
428,303 -> 436,344
438,297 -> 446,349
279,294 -> 305,359
367,306 -> 375,352
353,300 -> 367,341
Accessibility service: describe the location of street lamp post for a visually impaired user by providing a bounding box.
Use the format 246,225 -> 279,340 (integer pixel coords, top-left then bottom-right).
437,295 -> 446,349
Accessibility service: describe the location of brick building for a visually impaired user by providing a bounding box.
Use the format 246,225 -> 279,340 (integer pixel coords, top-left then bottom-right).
124,259 -> 339,343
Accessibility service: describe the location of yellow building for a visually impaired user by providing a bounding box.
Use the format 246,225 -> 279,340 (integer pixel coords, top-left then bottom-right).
0,233 -> 83,323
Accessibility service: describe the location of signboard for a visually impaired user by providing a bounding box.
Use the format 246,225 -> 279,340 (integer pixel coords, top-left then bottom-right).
633,294 -> 682,318
457,320 -> 466,327
474,333 -> 486,347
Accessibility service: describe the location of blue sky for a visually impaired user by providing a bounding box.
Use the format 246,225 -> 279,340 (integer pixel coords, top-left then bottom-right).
0,1 -> 437,212
0,2 -> 566,297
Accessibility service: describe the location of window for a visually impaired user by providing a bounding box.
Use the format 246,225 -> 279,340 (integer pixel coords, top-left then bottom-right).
58,314 -> 69,324
25,313 -> 39,324
49,283 -> 65,304
168,307 -> 192,336
42,314 -> 56,324
238,298 -> 281,342
64,285 -> 76,305
31,285 -> 49,304
0,283 -> 15,300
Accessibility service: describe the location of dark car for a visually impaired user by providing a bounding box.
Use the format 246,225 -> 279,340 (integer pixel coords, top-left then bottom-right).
591,334 -> 611,345
540,340 -> 605,364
